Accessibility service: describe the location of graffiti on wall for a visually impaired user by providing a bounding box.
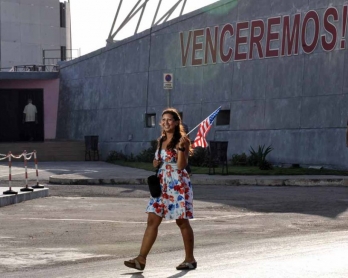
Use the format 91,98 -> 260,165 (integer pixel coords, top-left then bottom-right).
180,6 -> 348,66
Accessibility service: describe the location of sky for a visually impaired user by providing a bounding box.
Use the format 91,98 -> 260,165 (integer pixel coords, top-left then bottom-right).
68,0 -> 219,56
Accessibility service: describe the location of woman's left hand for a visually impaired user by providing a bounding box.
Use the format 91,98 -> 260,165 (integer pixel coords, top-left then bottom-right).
178,136 -> 190,148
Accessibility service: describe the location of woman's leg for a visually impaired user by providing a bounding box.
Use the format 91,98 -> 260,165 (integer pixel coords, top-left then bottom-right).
176,219 -> 195,262
136,212 -> 162,264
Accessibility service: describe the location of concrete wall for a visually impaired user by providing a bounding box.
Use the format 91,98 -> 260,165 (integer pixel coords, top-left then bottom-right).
0,0 -> 70,68
57,0 -> 348,168
0,79 -> 59,139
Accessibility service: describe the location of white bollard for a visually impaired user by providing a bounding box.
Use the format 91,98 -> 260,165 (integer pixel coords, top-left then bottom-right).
32,150 -> 44,189
3,152 -> 18,195
20,150 -> 34,192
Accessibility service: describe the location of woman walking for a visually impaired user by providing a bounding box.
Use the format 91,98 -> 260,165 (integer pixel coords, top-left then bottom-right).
124,108 -> 196,271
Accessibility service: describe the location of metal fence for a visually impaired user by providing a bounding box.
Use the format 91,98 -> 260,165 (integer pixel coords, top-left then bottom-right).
6,64 -> 59,72
42,48 -> 80,65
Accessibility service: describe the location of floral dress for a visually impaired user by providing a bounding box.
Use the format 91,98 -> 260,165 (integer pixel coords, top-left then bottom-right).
146,148 -> 194,220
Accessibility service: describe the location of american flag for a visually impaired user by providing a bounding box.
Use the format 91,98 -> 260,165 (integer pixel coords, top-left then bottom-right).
192,106 -> 221,148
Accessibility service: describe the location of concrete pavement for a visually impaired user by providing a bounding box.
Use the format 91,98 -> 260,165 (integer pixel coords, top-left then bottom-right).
1,161 -> 348,207
1,183 -> 348,277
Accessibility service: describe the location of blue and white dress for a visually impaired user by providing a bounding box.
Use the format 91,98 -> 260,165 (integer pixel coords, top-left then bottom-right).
146,148 -> 194,220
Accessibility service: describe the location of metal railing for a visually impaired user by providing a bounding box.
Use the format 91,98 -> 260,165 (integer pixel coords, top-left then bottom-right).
7,64 -> 59,72
42,48 -> 80,65
0,48 -> 80,72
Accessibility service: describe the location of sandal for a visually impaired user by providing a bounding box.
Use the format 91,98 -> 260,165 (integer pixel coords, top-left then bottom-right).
124,255 -> 146,270
176,261 -> 197,270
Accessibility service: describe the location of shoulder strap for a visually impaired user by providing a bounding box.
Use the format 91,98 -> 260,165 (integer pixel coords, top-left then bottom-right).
155,138 -> 163,173
157,137 -> 163,161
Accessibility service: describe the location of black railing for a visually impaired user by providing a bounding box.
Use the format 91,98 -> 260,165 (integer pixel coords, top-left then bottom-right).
208,141 -> 229,175
6,64 -> 59,72
42,48 -> 80,65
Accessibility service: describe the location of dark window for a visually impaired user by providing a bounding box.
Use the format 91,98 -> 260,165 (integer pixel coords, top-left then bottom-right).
60,3 -> 66,28
145,114 -> 156,128
216,110 -> 230,126
60,46 -> 66,61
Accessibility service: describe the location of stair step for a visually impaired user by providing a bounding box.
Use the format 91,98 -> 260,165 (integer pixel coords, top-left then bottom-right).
0,141 -> 88,161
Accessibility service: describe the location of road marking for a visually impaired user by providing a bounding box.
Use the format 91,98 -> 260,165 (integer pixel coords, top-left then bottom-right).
40,169 -> 71,171
21,213 -> 264,225
41,169 -> 99,173
21,218 -> 148,224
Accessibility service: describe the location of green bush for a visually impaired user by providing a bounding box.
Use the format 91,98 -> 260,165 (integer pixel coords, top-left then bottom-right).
189,147 -> 210,167
247,152 -> 259,166
231,153 -> 248,166
249,144 -> 273,170
127,153 -> 136,162
107,140 -> 158,163
106,150 -> 127,162
107,141 -> 223,168
259,160 -> 273,170
232,148 -> 272,169
135,140 -> 158,162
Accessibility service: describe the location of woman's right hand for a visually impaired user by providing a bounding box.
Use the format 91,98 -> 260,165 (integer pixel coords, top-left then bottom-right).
153,159 -> 160,168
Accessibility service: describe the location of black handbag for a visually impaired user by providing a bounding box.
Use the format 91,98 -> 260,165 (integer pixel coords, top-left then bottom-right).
147,138 -> 163,198
147,173 -> 161,198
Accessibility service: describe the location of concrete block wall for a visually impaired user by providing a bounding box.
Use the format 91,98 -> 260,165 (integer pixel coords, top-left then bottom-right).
57,0 -> 348,168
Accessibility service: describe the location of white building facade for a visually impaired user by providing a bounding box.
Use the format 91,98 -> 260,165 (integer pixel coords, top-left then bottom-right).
0,0 -> 71,69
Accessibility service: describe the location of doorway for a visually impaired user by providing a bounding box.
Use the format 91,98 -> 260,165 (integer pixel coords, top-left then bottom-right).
0,89 -> 44,142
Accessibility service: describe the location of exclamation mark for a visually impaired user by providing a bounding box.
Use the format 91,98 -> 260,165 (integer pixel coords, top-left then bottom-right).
341,5 -> 347,49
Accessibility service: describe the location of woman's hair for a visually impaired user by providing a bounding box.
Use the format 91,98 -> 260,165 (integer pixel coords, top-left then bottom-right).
159,108 -> 193,154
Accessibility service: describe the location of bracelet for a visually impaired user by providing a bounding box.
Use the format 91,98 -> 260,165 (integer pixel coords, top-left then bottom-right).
178,147 -> 186,152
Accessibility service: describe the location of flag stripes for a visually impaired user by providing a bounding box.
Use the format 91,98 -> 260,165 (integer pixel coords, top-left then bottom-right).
192,106 -> 221,148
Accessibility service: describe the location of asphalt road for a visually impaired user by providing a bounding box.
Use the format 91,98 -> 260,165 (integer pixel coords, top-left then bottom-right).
0,183 -> 347,277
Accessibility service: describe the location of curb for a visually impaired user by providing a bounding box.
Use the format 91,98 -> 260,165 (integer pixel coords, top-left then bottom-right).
191,178 -> 347,186
48,176 -> 348,187
191,178 -> 348,186
49,176 -> 147,185
0,187 -> 49,207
